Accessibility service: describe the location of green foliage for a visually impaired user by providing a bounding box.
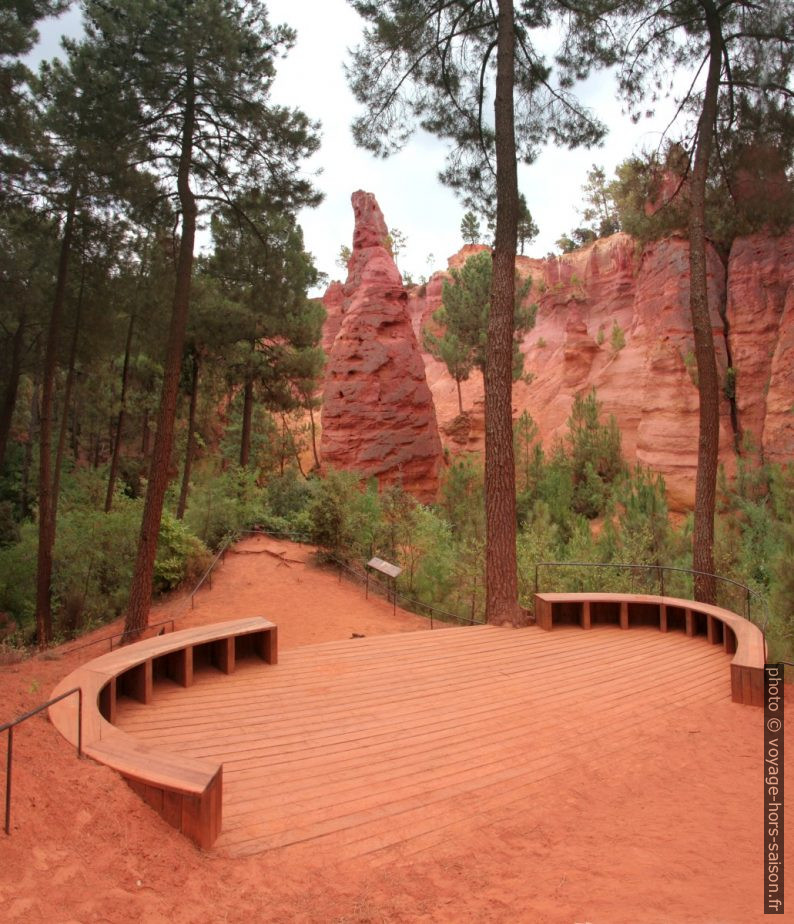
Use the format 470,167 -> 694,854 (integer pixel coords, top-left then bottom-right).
460,210 -> 481,244
153,512 -> 211,595
0,465 -> 218,640
610,321 -> 625,352
423,251 -> 536,389
724,366 -> 737,401
347,3 -> 606,215
608,140 -> 794,255
384,227 -> 406,263
557,164 -> 620,251
513,410 -> 540,495
181,464 -> 268,549
517,194 -> 539,254
683,349 -> 699,387
308,469 -> 381,562
567,390 -> 626,518
609,146 -> 691,245
337,244 -> 352,271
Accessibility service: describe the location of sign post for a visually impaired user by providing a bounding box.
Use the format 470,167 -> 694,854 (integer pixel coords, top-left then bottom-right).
367,557 -> 403,616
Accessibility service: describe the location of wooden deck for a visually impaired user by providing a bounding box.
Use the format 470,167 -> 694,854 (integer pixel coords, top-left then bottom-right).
114,623 -> 734,860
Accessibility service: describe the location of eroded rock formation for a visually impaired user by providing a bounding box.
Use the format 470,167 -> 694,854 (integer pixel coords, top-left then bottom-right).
322,208 -> 793,512
320,191 -> 442,502
726,228 -> 794,464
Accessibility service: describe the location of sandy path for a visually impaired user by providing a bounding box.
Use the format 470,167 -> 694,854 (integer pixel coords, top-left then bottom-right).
0,535 -> 790,923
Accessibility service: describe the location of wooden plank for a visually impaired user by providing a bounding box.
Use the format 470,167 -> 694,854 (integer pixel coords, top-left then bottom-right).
119,661 -> 152,704
533,596 -> 552,631
170,647 -> 193,687
706,615 -> 717,645
214,637 -> 235,675
161,790 -> 182,829
99,677 -> 117,724
143,784 -> 164,813
685,609 -> 695,637
108,625 -> 732,858
263,626 -> 278,664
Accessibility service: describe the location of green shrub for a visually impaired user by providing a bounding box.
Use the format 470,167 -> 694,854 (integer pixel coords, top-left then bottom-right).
309,469 -> 381,561
265,469 -> 313,527
182,464 -> 268,548
610,320 -> 625,352
153,512 -> 211,594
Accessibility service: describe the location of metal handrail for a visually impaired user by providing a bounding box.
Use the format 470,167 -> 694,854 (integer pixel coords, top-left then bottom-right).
188,534 -> 235,608
532,561 -> 770,636
63,617 -> 176,655
235,527 -> 481,629
2,687 -> 83,835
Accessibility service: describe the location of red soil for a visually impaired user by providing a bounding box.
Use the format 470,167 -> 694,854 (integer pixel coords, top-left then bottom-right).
0,535 -> 790,923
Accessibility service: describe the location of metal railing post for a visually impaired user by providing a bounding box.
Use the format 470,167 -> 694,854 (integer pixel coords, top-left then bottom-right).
77,688 -> 83,759
5,726 -> 13,835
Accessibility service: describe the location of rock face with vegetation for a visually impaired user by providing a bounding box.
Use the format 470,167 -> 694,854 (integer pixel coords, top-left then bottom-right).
726,228 -> 794,464
327,226 -> 793,512
320,191 -> 442,503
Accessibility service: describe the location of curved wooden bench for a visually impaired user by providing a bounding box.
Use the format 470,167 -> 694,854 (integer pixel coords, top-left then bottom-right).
49,617 -> 277,848
533,592 -> 766,707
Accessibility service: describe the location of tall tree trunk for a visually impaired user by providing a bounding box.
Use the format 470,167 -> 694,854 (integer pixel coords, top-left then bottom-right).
281,412 -> 305,477
125,70 -> 197,637
176,351 -> 200,519
105,310 -> 136,512
689,1 -> 723,605
456,377 -> 463,416
21,373 -> 40,519
70,394 -> 80,458
307,401 -> 320,471
51,263 -> 86,526
141,407 -> 150,457
0,307 -> 27,471
35,179 -> 78,647
240,374 -> 254,468
485,0 -> 522,626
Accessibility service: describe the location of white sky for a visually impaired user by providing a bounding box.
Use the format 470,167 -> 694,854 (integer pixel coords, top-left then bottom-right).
32,2 -> 684,295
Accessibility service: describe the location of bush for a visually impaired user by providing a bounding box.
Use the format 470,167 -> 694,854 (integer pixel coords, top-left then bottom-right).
567,389 -> 625,518
182,464 -> 268,548
265,469 -> 313,527
309,469 -> 381,561
0,491 -> 212,639
153,512 -> 211,594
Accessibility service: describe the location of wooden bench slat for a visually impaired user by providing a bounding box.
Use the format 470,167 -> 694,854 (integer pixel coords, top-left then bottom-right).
533,592 -> 765,707
49,617 -> 277,848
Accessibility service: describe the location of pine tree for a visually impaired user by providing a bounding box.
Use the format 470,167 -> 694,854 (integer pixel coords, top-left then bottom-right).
593,0 -> 794,601
347,0 -> 605,624
423,250 -> 535,415
205,194 -> 323,474
460,211 -> 481,244
77,0 -> 321,637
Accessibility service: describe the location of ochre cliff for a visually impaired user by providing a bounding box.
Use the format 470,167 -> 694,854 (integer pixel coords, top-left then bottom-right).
322,200 -> 793,511
320,192 -> 442,503
726,228 -> 794,464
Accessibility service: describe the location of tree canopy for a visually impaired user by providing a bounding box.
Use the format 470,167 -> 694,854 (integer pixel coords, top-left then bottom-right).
423,250 -> 535,414
347,0 -> 606,625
